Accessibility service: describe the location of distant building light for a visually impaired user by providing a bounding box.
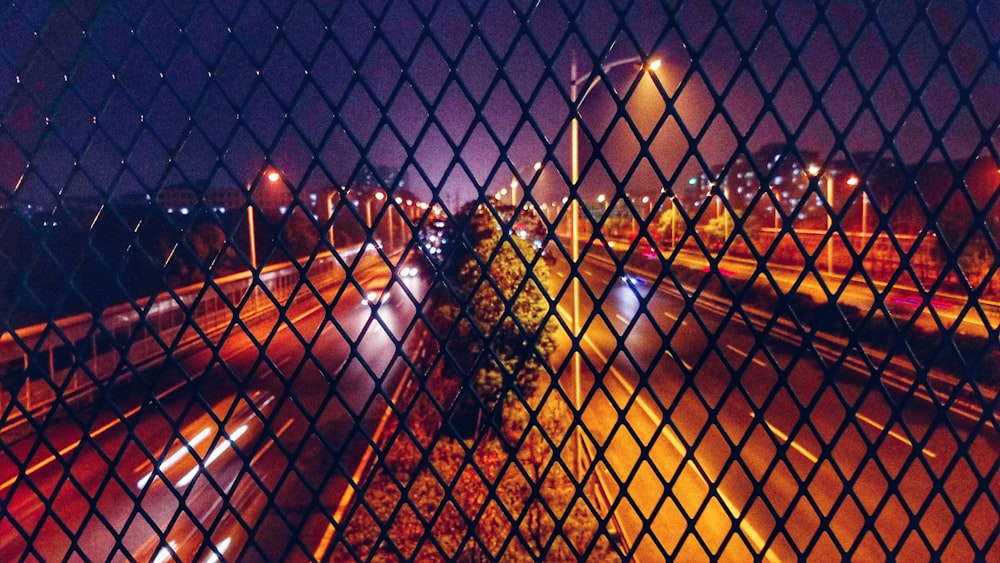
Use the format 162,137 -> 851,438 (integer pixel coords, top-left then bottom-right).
180,207 -> 189,215
279,206 -> 287,214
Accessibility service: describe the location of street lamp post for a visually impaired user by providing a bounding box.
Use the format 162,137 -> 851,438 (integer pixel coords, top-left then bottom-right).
569,52 -> 659,474
366,190 -> 386,247
804,165 -> 833,274
806,166 -> 856,275
824,173 -> 834,275
670,196 -> 678,247
509,161 -> 542,207
773,188 -> 780,231
849,176 -> 863,241
248,168 -> 281,270
327,192 -> 337,248
247,204 -> 257,269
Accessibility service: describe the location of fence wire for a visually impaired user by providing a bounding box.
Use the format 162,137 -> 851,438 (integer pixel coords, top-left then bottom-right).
1,1 -> 998,561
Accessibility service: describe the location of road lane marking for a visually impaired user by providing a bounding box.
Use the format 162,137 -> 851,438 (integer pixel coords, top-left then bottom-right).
139,394 -> 273,489
578,332 -> 777,563
752,414 -> 819,464
137,427 -> 213,489
725,344 -> 768,367
152,541 -> 179,563
556,304 -> 692,371
132,391 -> 262,476
856,413 -> 937,458
315,340 -> 423,560
663,311 -> 679,321
177,424 -> 249,487
204,536 -> 232,563
616,314 -> 630,324
250,419 -> 295,466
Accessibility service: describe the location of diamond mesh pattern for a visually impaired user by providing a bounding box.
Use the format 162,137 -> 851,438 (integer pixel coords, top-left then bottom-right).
1,1 -> 998,560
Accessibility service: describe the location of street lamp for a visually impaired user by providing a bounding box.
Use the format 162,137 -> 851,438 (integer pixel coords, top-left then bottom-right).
670,195 -> 679,247
804,165 -> 835,274
569,52 -> 659,472
508,160 -> 542,207
850,176 -> 865,241
327,191 -> 338,248
365,190 -> 386,248
806,166 -> 857,275
248,167 -> 281,270
772,189 -> 781,231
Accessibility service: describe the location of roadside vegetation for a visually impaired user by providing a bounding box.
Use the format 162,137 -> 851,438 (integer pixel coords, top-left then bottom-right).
333,200 -> 619,561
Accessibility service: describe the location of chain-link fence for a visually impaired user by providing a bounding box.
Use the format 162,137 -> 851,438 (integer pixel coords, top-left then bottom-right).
1,1 -> 998,561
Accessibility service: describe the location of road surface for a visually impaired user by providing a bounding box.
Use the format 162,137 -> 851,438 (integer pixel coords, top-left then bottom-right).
0,249 -> 432,561
550,248 -> 999,561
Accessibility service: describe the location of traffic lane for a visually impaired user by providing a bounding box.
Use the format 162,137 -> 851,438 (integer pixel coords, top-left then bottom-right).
556,250 -> 999,558
584,250 -> 999,466
565,277 -> 795,561
129,390 -> 294,562
548,258 -> 757,558
569,335 -> 770,561
206,261 -> 434,559
0,372 -> 277,561
110,258 -> 427,560
590,314 -> 868,558
127,389 -> 276,554
587,264 -> 999,559
0,254 -> 418,559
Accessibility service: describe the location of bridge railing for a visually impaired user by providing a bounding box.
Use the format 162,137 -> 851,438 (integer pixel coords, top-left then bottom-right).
0,246 -> 360,439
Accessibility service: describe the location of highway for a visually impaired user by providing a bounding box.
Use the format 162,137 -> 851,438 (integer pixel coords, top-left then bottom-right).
0,249 -> 432,561
550,249 -> 1000,562
2,241 -> 996,561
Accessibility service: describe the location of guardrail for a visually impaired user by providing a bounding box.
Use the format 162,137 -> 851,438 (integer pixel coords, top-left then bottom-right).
0,246 -> 362,440
607,250 -> 998,424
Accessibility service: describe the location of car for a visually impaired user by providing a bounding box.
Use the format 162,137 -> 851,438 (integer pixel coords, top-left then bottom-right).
621,274 -> 648,287
361,289 -> 389,306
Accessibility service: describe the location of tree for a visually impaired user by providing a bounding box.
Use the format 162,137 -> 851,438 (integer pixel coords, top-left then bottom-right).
281,205 -> 319,259
164,216 -> 239,285
654,204 -> 683,245
447,201 -> 555,423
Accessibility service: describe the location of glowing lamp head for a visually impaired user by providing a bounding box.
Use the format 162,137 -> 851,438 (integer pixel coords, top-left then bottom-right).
266,171 -> 280,183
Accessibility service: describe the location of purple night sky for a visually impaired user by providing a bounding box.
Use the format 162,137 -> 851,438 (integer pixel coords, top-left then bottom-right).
1,1 -> 997,210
